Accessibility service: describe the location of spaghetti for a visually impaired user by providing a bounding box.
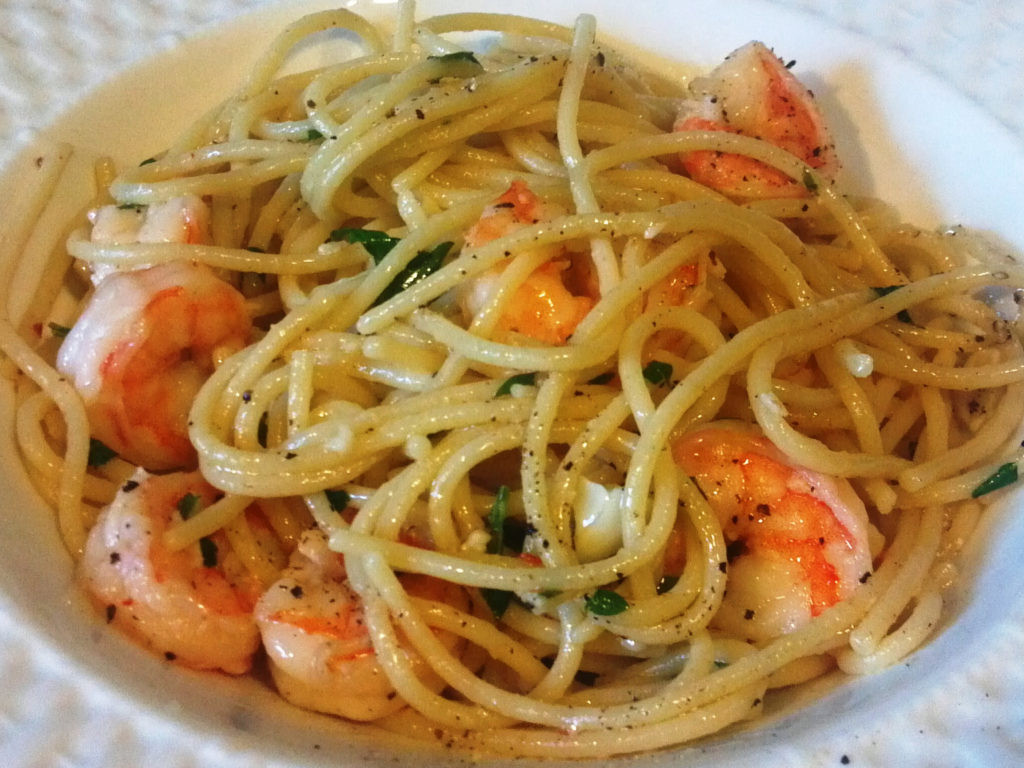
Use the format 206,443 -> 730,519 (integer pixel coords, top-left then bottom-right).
2,2 -> 1024,758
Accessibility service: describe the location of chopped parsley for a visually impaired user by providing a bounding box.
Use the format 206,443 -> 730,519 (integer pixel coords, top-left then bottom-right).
47,322 -> 71,338
428,51 -> 481,66
328,228 -> 452,306
486,486 -> 510,555
971,462 -> 1019,498
496,372 -> 537,396
303,128 -> 324,142
373,241 -> 452,306
174,493 -> 218,566
642,360 -> 673,387
87,438 -> 117,467
656,574 -> 679,594
329,228 -> 401,263
481,585 -> 512,619
257,412 -> 269,448
325,488 -> 351,513
482,486 -> 513,618
585,588 -> 629,616
176,492 -> 203,520
802,168 -> 819,193
198,537 -> 219,567
871,285 -> 913,323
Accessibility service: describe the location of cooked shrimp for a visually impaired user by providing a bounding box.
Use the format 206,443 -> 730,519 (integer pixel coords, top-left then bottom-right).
80,469 -> 263,674
643,250 -> 726,356
460,180 -> 594,345
674,41 -> 839,199
56,260 -> 251,470
645,262 -> 702,310
255,529 -> 468,721
672,423 -> 872,643
89,195 -> 211,245
87,195 -> 212,283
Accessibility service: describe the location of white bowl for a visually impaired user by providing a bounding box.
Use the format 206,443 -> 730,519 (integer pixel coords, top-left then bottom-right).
1,1 -> 1023,765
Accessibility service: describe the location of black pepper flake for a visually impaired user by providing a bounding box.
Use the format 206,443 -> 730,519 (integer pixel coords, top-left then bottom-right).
241,390 -> 252,403
840,757 -> 851,766
290,585 -> 304,598
859,571 -> 871,584
415,108 -> 425,119
744,609 -> 756,620
726,539 -> 747,561
122,480 -> 140,493
199,537 -> 219,567
109,552 -> 121,565
164,651 -> 177,661
105,604 -> 116,623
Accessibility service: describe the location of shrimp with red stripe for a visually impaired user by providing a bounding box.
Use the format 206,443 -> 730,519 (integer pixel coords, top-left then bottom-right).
255,529 -> 469,721
672,423 -> 873,643
459,180 -> 596,346
674,41 -> 839,199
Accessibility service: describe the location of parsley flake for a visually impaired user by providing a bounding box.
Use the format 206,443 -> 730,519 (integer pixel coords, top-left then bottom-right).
176,493 -> 203,520
481,587 -> 513,619
486,486 -> 510,555
642,360 -> 673,387
585,589 -> 629,616
328,229 -> 452,305
87,438 -> 117,467
199,537 -> 219,567
47,322 -> 71,338
428,51 -> 481,66
373,241 -> 452,306
496,372 -> 537,397
972,462 -> 1019,498
325,488 -> 351,513
656,574 -> 679,594
871,286 -> 913,323
482,487 -> 513,618
329,228 -> 400,264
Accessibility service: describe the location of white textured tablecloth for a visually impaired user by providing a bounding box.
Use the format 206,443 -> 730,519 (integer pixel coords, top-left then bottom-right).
0,2 -> 1022,766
